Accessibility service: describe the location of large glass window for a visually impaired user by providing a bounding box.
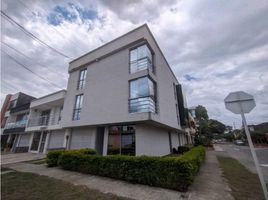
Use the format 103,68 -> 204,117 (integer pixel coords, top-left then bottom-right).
108,125 -> 135,156
130,44 -> 153,74
73,94 -> 83,120
77,68 -> 87,90
129,77 -> 156,113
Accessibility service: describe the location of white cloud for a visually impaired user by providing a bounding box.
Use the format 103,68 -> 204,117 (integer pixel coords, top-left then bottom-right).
1,0 -> 268,127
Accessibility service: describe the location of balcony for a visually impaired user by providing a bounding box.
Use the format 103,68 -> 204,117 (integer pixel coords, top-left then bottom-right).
5,120 -> 27,129
28,115 -> 60,127
26,115 -> 61,131
3,120 -> 27,134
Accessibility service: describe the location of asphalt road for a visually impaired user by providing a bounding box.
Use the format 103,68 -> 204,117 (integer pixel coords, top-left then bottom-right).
214,143 -> 268,183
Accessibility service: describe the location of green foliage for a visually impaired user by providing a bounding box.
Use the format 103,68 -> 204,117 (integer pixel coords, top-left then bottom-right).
195,105 -> 208,121
177,145 -> 191,154
46,148 -> 97,167
58,146 -> 206,192
46,150 -> 65,167
208,119 -> 226,134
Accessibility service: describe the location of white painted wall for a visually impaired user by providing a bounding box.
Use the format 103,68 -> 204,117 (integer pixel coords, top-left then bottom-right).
135,124 -> 170,156
70,127 -> 96,149
62,25 -> 181,131
171,132 -> 180,149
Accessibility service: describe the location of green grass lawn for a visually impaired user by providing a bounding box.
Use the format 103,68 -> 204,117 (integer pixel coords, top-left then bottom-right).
1,170 -> 132,200
217,156 -> 266,200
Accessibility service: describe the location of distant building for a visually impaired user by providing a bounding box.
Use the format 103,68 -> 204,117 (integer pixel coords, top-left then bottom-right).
1,92 -> 35,152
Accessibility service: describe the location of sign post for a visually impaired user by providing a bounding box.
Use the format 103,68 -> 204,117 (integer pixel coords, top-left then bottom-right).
224,91 -> 268,200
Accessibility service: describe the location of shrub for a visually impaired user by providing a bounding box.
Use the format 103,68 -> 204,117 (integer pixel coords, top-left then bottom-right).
58,146 -> 206,191
46,148 -> 97,167
177,146 -> 191,154
46,149 -> 65,167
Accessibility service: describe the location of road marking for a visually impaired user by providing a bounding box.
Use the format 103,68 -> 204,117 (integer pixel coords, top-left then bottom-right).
260,164 -> 268,167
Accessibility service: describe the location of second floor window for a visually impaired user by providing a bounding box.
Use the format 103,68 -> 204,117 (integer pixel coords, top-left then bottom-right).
73,94 -> 83,120
77,68 -> 87,90
130,44 -> 153,74
129,77 -> 156,113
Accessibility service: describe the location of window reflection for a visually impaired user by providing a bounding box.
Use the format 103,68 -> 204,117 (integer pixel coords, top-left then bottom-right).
129,77 -> 156,113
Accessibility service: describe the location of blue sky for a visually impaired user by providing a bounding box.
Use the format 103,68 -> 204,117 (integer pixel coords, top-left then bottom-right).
1,0 -> 268,126
47,4 -> 98,26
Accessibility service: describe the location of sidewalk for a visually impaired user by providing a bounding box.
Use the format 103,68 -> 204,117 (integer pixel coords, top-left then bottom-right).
188,150 -> 234,200
3,151 -> 234,200
1,152 -> 45,165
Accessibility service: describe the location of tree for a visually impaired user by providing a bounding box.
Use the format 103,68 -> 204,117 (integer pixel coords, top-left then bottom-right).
208,119 -> 226,134
195,105 -> 209,121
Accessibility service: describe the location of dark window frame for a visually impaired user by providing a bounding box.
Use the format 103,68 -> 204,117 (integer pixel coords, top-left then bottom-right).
129,43 -> 155,74
72,94 -> 83,120
128,76 -> 157,114
77,68 -> 87,90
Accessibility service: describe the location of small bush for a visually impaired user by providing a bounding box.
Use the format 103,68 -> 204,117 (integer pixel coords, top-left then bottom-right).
58,146 -> 206,191
46,150 -> 65,167
177,146 -> 190,154
46,148 -> 97,167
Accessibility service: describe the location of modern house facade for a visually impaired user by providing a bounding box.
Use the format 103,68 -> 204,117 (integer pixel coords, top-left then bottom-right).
1,92 -> 35,152
60,24 -> 189,156
1,24 -> 192,156
25,90 -> 66,153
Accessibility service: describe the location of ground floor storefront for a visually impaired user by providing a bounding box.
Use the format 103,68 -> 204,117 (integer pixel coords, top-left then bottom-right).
2,123 -> 190,156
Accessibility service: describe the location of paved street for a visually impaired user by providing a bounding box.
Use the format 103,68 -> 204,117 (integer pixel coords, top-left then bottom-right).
214,143 -> 268,183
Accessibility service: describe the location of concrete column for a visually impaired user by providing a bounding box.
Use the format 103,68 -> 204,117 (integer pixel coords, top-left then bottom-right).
64,129 -> 71,149
49,107 -> 56,125
43,131 -> 50,153
102,126 -> 109,156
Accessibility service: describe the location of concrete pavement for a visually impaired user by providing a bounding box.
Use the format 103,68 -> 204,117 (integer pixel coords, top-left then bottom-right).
188,150 -> 234,200
3,150 -> 234,200
1,152 -> 45,165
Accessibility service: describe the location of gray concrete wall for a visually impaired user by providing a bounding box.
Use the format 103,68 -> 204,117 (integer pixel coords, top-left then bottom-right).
135,124 -> 170,156
62,25 -> 181,131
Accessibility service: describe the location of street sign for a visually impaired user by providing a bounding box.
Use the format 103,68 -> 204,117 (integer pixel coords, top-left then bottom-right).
224,91 -> 256,114
224,91 -> 268,200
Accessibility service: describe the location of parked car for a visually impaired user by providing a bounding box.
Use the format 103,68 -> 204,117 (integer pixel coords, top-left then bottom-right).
234,140 -> 245,145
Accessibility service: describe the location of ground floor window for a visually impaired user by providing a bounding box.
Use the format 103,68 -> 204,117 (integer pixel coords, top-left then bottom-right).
108,125 -> 135,156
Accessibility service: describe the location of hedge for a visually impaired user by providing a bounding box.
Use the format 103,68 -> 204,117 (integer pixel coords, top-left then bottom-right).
58,146 -> 205,191
46,148 -> 97,167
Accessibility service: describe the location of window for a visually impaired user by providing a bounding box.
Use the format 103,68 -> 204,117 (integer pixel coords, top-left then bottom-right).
129,77 -> 156,113
73,94 -> 83,120
108,125 -> 135,156
130,44 -> 153,74
77,68 -> 87,90
58,106 -> 63,122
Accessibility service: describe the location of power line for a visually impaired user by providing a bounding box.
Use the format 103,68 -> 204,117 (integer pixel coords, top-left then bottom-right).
17,0 -> 83,53
1,10 -> 73,59
1,41 -> 67,79
2,49 -> 63,89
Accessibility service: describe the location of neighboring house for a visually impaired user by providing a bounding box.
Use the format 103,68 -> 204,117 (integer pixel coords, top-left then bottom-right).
60,24 -> 189,156
25,90 -> 66,153
1,24 -> 192,156
2,92 -> 35,152
1,94 -> 12,150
